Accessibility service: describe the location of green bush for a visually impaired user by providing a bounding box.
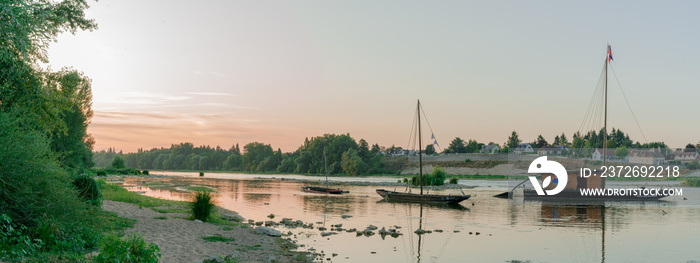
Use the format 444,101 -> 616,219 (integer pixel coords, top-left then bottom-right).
72,175 -> 102,206
94,233 -> 160,263
191,191 -> 215,222
95,169 -> 107,176
411,166 -> 446,186
449,178 -> 459,184
464,159 -> 472,163
0,114 -> 97,249
142,170 -> 149,175
0,214 -> 43,261
199,171 -> 204,177
110,156 -> 125,169
683,179 -> 700,187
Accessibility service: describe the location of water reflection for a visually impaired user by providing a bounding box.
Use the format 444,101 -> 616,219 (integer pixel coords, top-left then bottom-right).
377,199 -> 470,211
121,176 -> 700,263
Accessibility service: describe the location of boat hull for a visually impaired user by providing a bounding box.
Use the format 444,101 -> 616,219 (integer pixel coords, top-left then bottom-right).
376,189 -> 470,204
302,186 -> 345,194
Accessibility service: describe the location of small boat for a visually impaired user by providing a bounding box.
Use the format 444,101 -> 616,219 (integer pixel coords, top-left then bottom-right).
302,186 -> 345,194
376,100 -> 470,204
376,189 -> 470,204
302,147 -> 347,194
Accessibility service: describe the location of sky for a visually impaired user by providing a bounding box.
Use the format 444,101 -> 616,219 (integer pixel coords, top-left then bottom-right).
46,0 -> 700,153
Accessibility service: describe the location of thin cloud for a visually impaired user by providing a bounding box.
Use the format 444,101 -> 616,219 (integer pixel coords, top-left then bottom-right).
95,91 -> 192,105
184,92 -> 234,96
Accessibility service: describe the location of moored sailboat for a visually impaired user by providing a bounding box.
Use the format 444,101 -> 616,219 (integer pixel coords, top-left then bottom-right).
376,100 -> 470,204
302,147 -> 347,194
498,45 -> 669,201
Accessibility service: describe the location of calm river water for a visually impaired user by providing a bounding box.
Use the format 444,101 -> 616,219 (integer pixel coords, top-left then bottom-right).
122,172 -> 700,263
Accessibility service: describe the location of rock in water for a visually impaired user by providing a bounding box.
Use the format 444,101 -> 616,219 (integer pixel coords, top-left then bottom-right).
255,226 -> 282,237
320,232 -> 337,237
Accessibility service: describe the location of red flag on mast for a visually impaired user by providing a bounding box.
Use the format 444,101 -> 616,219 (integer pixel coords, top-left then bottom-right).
607,45 -> 613,62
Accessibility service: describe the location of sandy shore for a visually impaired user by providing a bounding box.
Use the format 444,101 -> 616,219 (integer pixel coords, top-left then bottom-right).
102,200 -> 306,263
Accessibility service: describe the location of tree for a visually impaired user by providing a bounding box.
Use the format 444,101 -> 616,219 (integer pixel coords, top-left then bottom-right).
358,139 -> 370,160
1,0 -> 98,134
241,142 -> 274,172
614,146 -> 628,159
559,133 -> 569,146
370,143 -> 381,155
447,137 -> 467,153
341,149 -> 367,176
111,155 -> 125,169
501,146 -> 509,154
0,2 -> 108,255
506,131 -> 521,149
46,69 -> 95,170
464,139 -> 483,153
425,144 -> 436,155
535,135 -> 548,148
387,145 -> 401,155
684,143 -> 696,152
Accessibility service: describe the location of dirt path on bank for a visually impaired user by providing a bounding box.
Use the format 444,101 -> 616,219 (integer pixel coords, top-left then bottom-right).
102,201 -> 305,263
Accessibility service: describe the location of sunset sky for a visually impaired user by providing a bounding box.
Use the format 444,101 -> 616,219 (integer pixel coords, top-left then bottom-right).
46,1 -> 700,153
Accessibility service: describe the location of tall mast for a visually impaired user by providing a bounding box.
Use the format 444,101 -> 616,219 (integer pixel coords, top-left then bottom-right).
324,147 -> 329,189
602,44 -> 609,188
417,100 -> 423,195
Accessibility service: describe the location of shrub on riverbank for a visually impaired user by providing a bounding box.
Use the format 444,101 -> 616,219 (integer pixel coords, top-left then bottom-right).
411,166 -> 446,186
0,115 -> 106,258
683,179 -> 700,187
0,214 -> 43,260
94,233 -> 160,263
191,191 -> 216,222
91,167 -> 142,176
73,175 -> 103,206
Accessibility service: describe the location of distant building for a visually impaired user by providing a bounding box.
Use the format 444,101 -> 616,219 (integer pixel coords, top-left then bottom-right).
513,143 -> 535,154
675,151 -> 699,164
537,145 -> 569,156
628,149 -> 665,165
480,144 -> 500,154
591,149 -> 617,161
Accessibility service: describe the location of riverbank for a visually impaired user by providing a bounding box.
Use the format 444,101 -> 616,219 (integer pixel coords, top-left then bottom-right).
100,179 -> 310,262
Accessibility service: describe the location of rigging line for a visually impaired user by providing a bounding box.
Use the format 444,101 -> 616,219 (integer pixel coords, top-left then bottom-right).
591,72 -> 606,137
578,66 -> 607,134
407,107 -> 418,151
419,104 -> 441,152
592,81 -> 604,137
583,84 -> 602,140
592,68 -> 606,135
609,64 -> 649,144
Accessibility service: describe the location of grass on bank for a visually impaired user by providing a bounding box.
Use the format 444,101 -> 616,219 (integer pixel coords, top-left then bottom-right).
99,180 -> 185,208
683,178 -> 700,187
99,180 -> 240,227
202,235 -> 236,243
191,191 -> 215,222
